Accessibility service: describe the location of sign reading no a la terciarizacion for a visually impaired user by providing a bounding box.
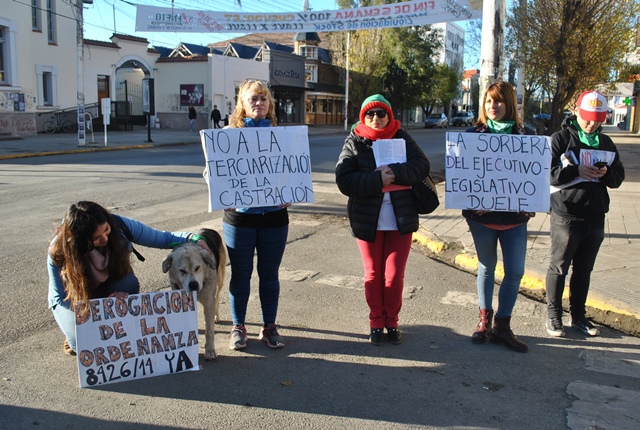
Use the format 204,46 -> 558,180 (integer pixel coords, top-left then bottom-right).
200,126 -> 314,211
445,132 -> 552,213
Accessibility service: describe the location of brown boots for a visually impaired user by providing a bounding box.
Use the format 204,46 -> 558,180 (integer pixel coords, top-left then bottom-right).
471,311 -> 529,353
471,309 -> 493,344
490,316 -> 529,353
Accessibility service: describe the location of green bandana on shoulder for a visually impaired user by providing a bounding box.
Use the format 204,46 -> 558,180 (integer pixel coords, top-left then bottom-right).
486,118 -> 515,134
571,119 -> 600,148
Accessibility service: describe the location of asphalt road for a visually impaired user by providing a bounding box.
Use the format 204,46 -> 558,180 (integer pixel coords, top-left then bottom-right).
1,131 -> 639,429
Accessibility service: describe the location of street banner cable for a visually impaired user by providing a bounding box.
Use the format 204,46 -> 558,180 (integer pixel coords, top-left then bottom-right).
135,0 -> 483,34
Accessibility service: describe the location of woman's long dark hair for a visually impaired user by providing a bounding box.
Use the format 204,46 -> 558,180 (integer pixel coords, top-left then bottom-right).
50,201 -> 132,313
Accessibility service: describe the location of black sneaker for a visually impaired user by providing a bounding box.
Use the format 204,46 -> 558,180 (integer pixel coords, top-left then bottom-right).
386,327 -> 403,345
369,328 -> 384,346
546,318 -> 565,337
571,317 -> 600,336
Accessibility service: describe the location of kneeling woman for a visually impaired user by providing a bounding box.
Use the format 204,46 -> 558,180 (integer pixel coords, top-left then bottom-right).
48,201 -> 206,355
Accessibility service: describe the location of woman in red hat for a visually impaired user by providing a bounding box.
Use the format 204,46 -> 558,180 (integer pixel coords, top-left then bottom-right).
336,94 -> 430,345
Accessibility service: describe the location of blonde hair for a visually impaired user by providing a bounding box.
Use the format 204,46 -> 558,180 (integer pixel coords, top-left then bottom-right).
477,81 -> 522,130
229,80 -> 277,128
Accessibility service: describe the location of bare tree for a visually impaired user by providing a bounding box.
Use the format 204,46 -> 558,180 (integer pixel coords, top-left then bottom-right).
509,0 -> 638,134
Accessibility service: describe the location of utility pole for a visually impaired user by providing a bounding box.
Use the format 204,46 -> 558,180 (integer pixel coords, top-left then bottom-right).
344,31 -> 350,132
76,0 -> 85,146
479,0 -> 506,97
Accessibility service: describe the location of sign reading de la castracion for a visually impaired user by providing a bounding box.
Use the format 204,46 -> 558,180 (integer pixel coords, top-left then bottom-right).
445,132 -> 552,213
75,291 -> 200,388
201,126 -> 314,211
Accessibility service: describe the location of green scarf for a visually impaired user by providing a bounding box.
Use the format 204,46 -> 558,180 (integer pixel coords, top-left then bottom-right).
572,120 -> 600,148
486,118 -> 515,134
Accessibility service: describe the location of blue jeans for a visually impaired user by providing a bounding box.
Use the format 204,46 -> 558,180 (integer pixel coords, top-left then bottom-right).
466,220 -> 527,318
223,222 -> 288,326
545,215 -> 604,320
51,272 -> 139,352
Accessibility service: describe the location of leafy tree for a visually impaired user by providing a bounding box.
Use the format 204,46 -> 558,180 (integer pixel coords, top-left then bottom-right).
327,0 -> 390,122
508,0 -> 639,134
384,25 -> 443,119
326,28 -> 389,122
328,0 -> 446,123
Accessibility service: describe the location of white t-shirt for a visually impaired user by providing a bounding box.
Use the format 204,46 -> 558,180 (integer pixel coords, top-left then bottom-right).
377,192 -> 398,230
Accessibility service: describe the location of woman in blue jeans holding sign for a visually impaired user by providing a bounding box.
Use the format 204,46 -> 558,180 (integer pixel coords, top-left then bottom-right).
463,81 -> 536,353
224,80 -> 289,350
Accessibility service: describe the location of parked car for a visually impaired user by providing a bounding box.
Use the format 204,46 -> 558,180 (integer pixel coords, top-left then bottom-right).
533,113 -> 551,121
533,113 -> 551,128
451,111 -> 475,126
424,112 -> 448,128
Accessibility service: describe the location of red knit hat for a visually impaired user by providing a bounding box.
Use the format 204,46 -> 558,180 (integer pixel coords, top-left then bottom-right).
359,94 -> 394,124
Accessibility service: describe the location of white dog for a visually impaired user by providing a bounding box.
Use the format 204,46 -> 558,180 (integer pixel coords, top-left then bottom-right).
162,229 -> 226,360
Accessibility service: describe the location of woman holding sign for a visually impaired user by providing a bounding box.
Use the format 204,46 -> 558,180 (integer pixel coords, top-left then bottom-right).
336,94 -> 429,345
464,81 -> 536,353
48,201 -> 207,355
224,80 -> 289,350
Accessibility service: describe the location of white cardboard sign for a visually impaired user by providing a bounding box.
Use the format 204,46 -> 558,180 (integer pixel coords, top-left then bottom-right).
445,132 -> 552,213
200,126 -> 314,211
75,291 -> 200,388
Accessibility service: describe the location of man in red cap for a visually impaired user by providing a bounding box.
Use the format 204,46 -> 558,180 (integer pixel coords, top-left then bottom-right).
545,90 -> 625,338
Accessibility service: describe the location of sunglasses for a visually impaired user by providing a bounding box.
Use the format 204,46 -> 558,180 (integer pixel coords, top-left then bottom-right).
364,110 -> 388,119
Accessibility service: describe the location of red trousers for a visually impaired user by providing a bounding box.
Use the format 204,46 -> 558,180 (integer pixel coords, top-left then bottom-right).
356,231 -> 413,329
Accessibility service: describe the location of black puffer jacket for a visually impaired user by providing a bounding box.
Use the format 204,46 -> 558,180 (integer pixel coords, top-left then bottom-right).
549,116 -> 625,220
335,128 -> 430,242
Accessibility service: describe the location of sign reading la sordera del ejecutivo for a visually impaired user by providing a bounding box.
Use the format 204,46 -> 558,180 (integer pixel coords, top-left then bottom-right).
135,0 -> 482,34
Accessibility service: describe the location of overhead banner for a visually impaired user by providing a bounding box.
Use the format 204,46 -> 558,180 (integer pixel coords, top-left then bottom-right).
135,0 -> 483,34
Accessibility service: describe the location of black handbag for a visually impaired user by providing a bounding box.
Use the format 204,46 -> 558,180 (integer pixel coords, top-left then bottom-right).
411,175 -> 440,214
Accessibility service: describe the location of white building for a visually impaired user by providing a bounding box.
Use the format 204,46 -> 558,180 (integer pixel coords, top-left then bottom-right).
0,0 -> 303,137
432,22 -> 465,73
1,0 -> 78,136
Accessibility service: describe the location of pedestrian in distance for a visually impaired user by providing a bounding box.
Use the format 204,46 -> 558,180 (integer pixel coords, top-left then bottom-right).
211,104 -> 222,129
545,90 -> 625,338
224,80 -> 289,350
47,201 -> 209,356
335,94 -> 430,346
464,81 -> 536,353
188,105 -> 197,132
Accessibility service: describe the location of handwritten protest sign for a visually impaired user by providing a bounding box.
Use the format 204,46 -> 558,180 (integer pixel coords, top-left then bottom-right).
201,126 -> 314,211
135,0 -> 483,34
75,291 -> 200,388
445,132 -> 552,213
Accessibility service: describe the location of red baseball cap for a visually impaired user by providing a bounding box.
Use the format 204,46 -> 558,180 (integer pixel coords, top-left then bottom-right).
576,91 -> 607,122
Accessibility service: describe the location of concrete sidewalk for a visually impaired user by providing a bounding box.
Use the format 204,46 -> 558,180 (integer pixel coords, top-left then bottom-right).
2,123 -> 639,335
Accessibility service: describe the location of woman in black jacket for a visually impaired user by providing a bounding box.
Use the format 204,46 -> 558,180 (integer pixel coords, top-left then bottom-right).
464,81 -> 535,353
336,94 -> 429,345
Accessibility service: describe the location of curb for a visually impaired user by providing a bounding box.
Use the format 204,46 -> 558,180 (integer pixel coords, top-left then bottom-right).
413,228 -> 640,337
0,144 -> 155,160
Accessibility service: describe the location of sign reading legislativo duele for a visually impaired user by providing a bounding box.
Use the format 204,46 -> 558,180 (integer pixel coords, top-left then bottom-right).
445,132 -> 553,213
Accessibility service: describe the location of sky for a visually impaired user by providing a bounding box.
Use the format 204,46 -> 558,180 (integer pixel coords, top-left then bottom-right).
82,0 -> 484,69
